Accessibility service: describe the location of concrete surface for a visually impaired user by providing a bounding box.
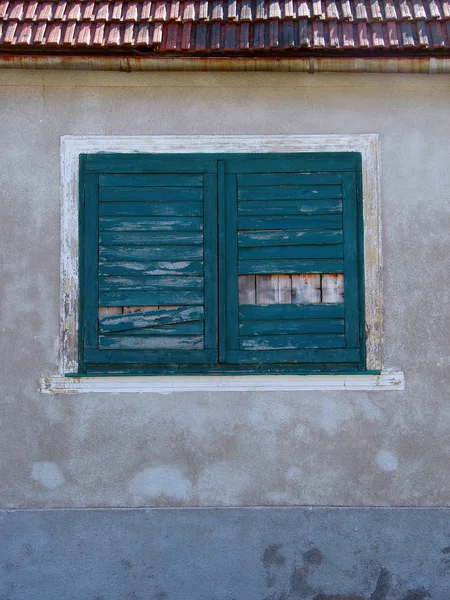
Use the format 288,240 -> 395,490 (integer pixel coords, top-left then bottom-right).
2,507 -> 449,599
0,71 -> 449,508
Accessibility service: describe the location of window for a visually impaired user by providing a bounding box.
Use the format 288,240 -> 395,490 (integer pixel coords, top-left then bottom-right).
78,152 -> 366,375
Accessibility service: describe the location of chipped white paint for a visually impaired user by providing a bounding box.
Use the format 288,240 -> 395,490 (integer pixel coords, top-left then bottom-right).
376,450 -> 399,472
31,462 -> 65,489
40,371 -> 405,393
55,134 -> 390,388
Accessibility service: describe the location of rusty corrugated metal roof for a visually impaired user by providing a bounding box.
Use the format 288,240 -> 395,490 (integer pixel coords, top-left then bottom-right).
0,1 -> 449,55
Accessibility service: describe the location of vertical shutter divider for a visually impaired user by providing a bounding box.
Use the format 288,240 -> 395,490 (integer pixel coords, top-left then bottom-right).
342,170 -> 360,349
218,160 -> 227,362
224,170 -> 240,359
203,172 -> 219,355
83,173 -> 100,351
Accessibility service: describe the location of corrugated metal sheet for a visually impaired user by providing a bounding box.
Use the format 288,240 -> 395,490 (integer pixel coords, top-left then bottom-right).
0,0 -> 449,54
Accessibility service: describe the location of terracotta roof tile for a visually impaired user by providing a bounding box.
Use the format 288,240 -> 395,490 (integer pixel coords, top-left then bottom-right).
0,0 -> 448,54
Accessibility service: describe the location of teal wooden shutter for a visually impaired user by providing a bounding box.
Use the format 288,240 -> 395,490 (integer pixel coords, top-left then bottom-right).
221,154 -> 364,370
80,155 -> 218,373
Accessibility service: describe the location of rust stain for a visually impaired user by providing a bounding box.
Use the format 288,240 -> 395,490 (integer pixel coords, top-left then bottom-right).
0,55 -> 449,73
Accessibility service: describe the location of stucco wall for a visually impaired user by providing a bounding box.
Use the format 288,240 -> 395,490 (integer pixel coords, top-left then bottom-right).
0,70 -> 449,509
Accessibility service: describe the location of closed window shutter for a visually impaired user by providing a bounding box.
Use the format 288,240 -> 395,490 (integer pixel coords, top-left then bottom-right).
80,155 -> 218,372
221,154 -> 364,369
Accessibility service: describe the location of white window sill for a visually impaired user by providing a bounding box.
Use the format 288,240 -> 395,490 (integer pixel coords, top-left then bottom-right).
40,371 -> 404,394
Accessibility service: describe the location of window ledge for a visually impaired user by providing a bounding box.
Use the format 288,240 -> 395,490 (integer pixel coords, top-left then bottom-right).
40,371 -> 404,394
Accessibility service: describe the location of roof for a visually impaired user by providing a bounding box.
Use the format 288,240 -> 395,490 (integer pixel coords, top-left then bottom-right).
0,1 -> 449,56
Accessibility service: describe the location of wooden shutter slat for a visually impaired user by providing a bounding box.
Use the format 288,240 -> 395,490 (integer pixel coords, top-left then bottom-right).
100,306 -> 204,333
239,318 -> 344,335
239,259 -> 344,275
239,245 -> 344,260
99,201 -> 203,217
238,230 -> 343,247
238,304 -> 345,320
238,199 -> 343,216
238,214 -> 342,230
99,261 -> 204,277
99,246 -> 203,261
99,290 -> 204,307
99,217 -> 204,232
99,187 -> 203,202
99,174 -> 204,187
102,322 -> 203,336
238,185 -> 342,201
83,348 -> 218,364
98,275 -> 203,292
237,173 -> 342,186
226,348 -> 360,364
99,335 -> 204,350
100,231 -> 203,246
240,334 -> 346,350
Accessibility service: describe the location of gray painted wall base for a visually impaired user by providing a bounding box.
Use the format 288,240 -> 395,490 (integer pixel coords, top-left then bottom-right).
1,507 -> 449,600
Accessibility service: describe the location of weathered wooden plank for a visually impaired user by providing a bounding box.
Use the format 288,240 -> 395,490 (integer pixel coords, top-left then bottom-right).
239,304 -> 345,320
100,231 -> 203,246
278,274 -> 292,303
238,200 -> 342,216
103,322 -> 204,336
237,173 -> 342,186
98,306 -> 123,319
239,259 -> 343,275
291,274 -> 321,304
239,244 -> 344,260
240,334 -> 346,350
99,217 -> 203,232
238,230 -> 343,247
84,348 -> 218,364
99,174 -> 203,187
99,275 -> 203,292
99,245 -> 203,261
238,185 -> 342,201
322,274 -> 345,303
238,215 -> 342,230
99,261 -> 204,277
100,306 -> 204,333
225,348 -> 360,364
238,275 -> 256,304
225,156 -> 357,174
99,335 -> 204,350
99,187 -> 203,202
239,318 -> 344,335
99,290 -> 204,306
84,155 -> 218,174
99,202 -> 203,217
123,306 -> 159,314
84,152 -> 217,177
256,274 -> 279,305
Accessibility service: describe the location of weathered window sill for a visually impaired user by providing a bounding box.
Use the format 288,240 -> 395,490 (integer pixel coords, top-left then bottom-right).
40,371 -> 404,394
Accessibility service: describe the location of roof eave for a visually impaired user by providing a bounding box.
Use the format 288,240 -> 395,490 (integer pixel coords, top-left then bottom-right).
0,53 -> 450,73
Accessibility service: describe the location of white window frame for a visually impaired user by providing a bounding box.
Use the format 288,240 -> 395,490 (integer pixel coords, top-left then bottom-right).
40,134 -> 404,393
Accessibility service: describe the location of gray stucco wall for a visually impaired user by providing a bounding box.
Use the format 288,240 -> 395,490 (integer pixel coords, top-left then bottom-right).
0,70 -> 449,510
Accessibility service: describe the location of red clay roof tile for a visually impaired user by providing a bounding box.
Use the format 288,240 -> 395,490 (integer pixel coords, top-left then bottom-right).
0,0 -> 448,54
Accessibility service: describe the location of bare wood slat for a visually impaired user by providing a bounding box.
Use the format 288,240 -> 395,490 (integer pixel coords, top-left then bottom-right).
322,274 -> 344,303
124,306 -> 159,313
256,274 -> 279,305
278,274 -> 292,303
291,274 -> 321,304
238,275 -> 256,304
98,307 -> 123,318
